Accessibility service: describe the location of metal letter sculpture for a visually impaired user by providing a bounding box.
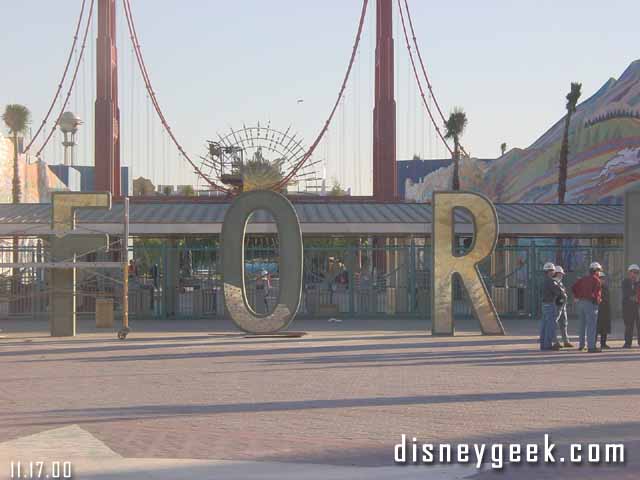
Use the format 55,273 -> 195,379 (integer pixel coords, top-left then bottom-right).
432,191 -> 504,336
49,192 -> 111,336
222,190 -> 303,334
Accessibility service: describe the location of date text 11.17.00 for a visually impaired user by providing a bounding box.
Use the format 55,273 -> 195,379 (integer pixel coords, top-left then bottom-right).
10,461 -> 72,479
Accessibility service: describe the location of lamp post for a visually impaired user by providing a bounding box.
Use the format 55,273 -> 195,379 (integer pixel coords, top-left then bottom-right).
58,111 -> 83,166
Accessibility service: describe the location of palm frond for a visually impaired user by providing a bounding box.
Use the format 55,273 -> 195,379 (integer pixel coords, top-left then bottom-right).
2,104 -> 31,134
444,107 -> 468,140
565,82 -> 582,114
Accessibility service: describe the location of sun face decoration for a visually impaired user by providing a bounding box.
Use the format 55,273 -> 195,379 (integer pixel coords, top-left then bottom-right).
199,122 -> 322,193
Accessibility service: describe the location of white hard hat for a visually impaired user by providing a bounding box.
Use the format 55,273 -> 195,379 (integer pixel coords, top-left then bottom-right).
543,262 -> 555,271
554,266 -> 565,275
628,264 -> 640,272
589,262 -> 603,271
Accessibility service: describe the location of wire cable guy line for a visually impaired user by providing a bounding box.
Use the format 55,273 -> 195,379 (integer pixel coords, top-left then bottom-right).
122,0 -> 230,194
397,0 -> 453,156
35,0 -> 95,159
273,0 -> 369,191
24,0 -> 87,154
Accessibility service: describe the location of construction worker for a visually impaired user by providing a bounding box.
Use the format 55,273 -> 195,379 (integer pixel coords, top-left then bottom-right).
571,262 -> 603,353
597,272 -> 612,349
540,262 -> 562,351
622,264 -> 640,348
553,266 -> 572,348
255,269 -> 271,314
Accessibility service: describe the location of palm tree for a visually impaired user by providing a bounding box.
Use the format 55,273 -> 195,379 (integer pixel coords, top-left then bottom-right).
2,104 -> 30,312
238,155 -> 286,192
500,142 -> 507,157
557,82 -> 582,204
444,108 -> 468,191
180,185 -> 195,196
2,104 -> 30,204
328,180 -> 347,196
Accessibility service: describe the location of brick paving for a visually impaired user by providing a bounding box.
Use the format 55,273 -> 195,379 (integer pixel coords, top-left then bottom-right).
1,317 -> 639,478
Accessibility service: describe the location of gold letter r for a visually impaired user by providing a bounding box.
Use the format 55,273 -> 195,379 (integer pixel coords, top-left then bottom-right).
432,191 -> 504,336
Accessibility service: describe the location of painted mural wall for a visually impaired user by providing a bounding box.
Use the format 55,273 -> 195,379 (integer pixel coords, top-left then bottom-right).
0,136 -> 67,203
406,60 -> 640,204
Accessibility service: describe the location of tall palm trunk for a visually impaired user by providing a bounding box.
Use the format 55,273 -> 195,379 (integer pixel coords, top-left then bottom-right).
11,133 -> 21,313
12,132 -> 21,203
452,139 -> 460,191
556,114 -> 572,265
557,113 -> 571,204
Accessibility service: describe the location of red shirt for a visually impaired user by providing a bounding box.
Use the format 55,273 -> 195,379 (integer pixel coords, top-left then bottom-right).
572,273 -> 602,304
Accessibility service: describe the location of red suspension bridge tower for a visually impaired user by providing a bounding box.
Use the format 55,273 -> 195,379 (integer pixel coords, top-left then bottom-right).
372,0 -> 397,201
94,0 -> 121,196
91,0 -> 398,199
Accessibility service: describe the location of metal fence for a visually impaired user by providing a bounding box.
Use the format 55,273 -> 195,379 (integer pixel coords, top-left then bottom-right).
0,242 -> 625,321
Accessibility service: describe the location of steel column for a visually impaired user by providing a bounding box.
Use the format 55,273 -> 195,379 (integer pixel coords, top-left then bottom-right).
372,0 -> 397,201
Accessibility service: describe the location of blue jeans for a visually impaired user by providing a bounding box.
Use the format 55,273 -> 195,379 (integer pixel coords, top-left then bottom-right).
540,303 -> 558,350
556,304 -> 569,343
577,299 -> 599,350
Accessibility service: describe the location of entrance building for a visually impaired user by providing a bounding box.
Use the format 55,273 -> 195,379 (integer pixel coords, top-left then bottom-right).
0,201 -> 624,321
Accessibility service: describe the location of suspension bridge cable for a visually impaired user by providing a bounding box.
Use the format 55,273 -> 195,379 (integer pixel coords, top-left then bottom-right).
420,86 -> 425,157
411,58 -> 424,153
403,0 -> 446,124
73,43 -> 78,117
90,8 -> 96,167
146,94 -> 150,178
81,39 -> 87,164
274,0 -> 369,191
118,5 -> 126,172
24,0 -> 87,154
341,95 -> 346,186
36,0 -> 95,159
396,0 -> 452,156
122,0 -> 229,193
354,46 -> 360,195
130,44 -> 135,181
406,47 -> 411,158
163,129 -> 167,186
403,0 -> 469,158
367,4 -> 374,194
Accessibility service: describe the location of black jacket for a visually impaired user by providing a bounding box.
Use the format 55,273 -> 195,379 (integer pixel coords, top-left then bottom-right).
542,275 -> 563,304
622,278 -> 639,322
597,285 -> 612,334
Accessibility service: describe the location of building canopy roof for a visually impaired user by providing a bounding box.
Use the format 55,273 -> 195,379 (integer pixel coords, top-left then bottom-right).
0,201 -> 624,236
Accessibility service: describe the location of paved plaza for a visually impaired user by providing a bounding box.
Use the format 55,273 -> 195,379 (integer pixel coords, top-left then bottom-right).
1,317 -> 640,479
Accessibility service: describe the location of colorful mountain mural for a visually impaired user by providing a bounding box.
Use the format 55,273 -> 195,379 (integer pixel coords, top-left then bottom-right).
0,136 -> 67,203
405,59 -> 640,204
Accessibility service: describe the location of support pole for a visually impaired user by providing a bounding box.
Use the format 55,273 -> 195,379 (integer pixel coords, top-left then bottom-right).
119,197 -> 130,338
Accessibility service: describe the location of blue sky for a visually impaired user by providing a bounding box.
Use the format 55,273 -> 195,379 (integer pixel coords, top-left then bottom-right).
1,0 -> 638,194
